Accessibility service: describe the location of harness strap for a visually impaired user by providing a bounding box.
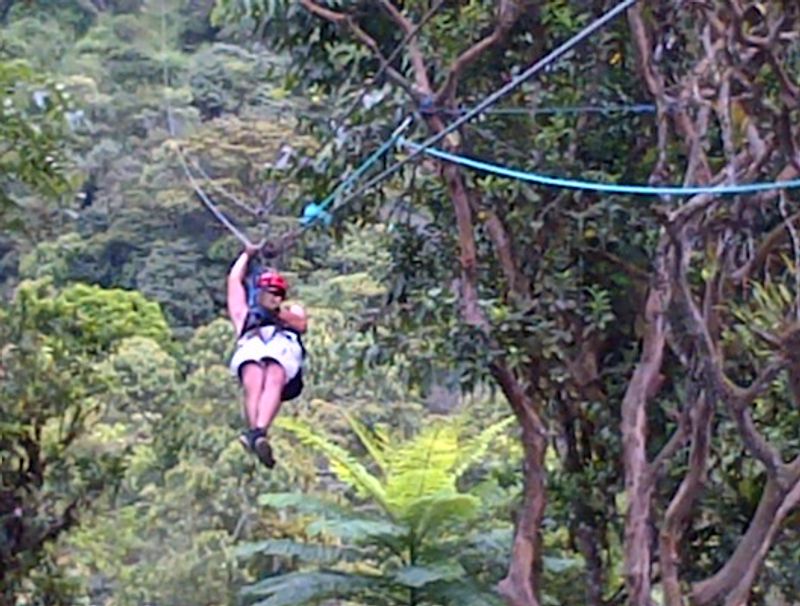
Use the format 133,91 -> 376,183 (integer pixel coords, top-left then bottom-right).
239,310 -> 307,360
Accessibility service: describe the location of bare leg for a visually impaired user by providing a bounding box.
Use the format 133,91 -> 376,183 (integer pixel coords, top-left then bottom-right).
241,362 -> 265,428
255,360 -> 287,431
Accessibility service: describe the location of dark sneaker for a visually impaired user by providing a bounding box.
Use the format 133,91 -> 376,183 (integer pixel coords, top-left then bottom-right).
239,429 -> 255,453
252,434 -> 276,469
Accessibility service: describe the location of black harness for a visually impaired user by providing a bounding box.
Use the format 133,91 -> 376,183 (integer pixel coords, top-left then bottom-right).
242,256 -> 306,400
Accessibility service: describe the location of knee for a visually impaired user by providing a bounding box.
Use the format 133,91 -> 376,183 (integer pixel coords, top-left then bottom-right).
241,362 -> 264,392
263,361 -> 286,388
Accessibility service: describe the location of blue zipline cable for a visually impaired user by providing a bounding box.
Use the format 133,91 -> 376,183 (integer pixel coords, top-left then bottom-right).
318,0 -> 641,214
275,0 -> 446,207
399,137 -> 800,196
300,116 -> 413,227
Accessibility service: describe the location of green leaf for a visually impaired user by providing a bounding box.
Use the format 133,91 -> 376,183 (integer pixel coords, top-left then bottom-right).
453,416 -> 515,479
385,422 -> 461,512
433,582 -> 505,606
342,409 -> 388,472
391,561 -> 466,588
258,492 -> 349,516
242,571 -> 377,606
234,539 -> 364,563
305,517 -> 407,542
406,492 -> 480,538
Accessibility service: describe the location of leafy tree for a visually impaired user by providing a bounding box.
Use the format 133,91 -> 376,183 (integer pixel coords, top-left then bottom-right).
211,2 -> 800,605
0,60 -> 74,235
0,282 -> 174,603
238,412 -> 516,606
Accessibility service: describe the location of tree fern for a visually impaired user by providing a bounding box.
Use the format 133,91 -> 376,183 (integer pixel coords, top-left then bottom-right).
453,416 -> 516,479
384,422 -> 461,513
249,411 -> 516,606
235,538 -> 365,564
274,417 -> 389,510
241,570 -> 379,606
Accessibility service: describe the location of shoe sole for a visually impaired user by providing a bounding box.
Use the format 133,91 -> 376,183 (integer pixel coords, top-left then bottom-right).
253,437 -> 276,469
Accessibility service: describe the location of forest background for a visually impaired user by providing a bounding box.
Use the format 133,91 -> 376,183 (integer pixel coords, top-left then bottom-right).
2,1 -> 800,606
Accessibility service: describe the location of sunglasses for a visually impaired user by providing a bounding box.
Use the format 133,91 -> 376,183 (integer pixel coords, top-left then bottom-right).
264,288 -> 286,297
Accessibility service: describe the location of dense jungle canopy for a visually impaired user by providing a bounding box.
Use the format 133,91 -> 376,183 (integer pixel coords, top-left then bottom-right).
2,1 -> 800,606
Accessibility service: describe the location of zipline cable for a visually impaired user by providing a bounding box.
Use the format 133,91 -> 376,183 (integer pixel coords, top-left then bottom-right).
270,0 -> 446,204
299,116 -> 413,228
186,156 -> 261,216
311,0 -> 641,216
445,102 -> 660,116
159,0 -> 255,246
398,137 -> 800,196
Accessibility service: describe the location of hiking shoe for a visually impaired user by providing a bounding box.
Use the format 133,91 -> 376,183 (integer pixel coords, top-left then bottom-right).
238,429 -> 256,453
252,433 -> 276,469
239,428 -> 275,468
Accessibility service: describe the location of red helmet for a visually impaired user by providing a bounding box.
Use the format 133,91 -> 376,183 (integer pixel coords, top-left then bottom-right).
256,270 -> 288,295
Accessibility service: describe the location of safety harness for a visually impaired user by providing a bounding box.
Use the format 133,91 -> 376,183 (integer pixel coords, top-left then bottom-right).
243,263 -> 306,401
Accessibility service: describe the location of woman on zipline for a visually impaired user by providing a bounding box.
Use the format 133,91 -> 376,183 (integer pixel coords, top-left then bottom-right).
227,244 -> 308,468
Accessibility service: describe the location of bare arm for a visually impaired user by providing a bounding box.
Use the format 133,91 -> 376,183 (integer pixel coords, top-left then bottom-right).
227,249 -> 255,335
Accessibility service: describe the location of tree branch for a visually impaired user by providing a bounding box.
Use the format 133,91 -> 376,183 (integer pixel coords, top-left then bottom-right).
670,225 -> 787,477
297,0 -> 415,95
659,389 -> 715,606
692,468 -> 800,605
729,209 -> 800,284
621,235 -> 672,606
481,207 -> 531,302
375,0 -> 432,94
434,0 -> 522,105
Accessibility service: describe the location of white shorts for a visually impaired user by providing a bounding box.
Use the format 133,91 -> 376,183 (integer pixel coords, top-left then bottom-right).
229,326 -> 303,384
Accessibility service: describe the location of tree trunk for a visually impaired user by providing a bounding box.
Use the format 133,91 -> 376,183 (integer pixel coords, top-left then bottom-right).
496,427 -> 546,606
659,390 -> 714,606
622,240 -> 671,606
691,467 -> 800,605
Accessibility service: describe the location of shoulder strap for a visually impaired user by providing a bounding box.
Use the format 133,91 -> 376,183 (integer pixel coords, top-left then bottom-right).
240,305 -> 277,338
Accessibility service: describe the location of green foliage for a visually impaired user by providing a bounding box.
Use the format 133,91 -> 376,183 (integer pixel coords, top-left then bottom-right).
0,59 -> 74,231
241,570 -> 380,606
6,0 -> 800,604
16,280 -> 172,353
0,295 -> 126,604
237,412 -> 515,606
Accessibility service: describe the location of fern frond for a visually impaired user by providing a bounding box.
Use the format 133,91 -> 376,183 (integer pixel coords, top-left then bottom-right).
235,538 -> 364,564
452,416 -> 515,479
385,422 -> 460,512
405,493 -> 480,539
342,409 -> 388,473
275,417 -> 389,511
242,570 -> 378,606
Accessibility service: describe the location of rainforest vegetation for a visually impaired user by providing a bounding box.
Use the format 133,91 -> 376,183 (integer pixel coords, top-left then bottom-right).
2,1 -> 800,605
